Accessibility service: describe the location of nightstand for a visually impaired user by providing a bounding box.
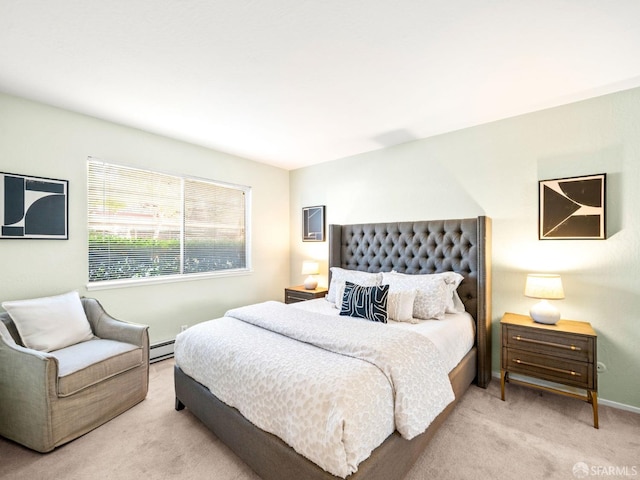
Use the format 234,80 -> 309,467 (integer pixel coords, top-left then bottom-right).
284,285 -> 328,304
500,312 -> 599,428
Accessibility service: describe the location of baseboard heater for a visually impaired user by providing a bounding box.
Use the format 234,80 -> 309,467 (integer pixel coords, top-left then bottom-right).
150,339 -> 175,363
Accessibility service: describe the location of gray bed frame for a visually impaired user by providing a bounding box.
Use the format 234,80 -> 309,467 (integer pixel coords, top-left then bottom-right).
175,216 -> 492,480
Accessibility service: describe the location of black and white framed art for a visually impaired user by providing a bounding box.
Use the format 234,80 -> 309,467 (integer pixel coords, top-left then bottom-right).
1,172 -> 69,239
302,205 -> 325,242
539,173 -> 605,240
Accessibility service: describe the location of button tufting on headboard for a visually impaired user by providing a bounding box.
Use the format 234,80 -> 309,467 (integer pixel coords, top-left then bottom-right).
328,217 -> 492,388
330,218 -> 484,319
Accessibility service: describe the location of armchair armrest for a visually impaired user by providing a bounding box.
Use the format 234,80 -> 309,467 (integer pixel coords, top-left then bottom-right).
0,328 -> 59,452
82,298 -> 149,348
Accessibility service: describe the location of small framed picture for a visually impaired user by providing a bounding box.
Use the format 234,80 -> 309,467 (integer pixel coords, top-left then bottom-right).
1,172 -> 69,239
302,205 -> 325,242
539,173 -> 605,240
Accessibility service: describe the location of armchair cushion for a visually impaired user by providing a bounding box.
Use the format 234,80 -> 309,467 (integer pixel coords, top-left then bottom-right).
51,339 -> 143,397
2,291 -> 93,352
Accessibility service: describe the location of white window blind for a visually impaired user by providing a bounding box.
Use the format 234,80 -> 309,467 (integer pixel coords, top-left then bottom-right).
87,159 -> 249,285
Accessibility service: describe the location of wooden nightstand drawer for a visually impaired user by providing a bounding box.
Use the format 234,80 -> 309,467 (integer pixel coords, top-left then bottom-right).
504,324 -> 594,363
503,348 -> 594,389
285,292 -> 312,303
500,312 -> 599,428
284,286 -> 328,304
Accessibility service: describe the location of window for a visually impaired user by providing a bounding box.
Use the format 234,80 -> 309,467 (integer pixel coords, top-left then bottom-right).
87,158 -> 250,287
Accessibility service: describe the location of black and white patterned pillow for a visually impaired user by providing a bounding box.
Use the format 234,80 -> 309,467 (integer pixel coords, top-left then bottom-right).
339,281 -> 389,323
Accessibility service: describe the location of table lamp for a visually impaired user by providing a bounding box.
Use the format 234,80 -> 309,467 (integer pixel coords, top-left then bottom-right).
301,261 -> 320,290
524,273 -> 565,324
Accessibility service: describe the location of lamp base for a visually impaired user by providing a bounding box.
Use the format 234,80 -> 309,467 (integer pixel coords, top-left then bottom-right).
530,299 -> 560,325
304,276 -> 318,290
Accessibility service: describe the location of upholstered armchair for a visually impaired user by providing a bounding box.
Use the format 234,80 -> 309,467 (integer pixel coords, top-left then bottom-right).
0,294 -> 149,452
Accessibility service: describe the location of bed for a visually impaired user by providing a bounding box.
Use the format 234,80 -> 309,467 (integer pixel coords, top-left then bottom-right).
174,216 -> 492,480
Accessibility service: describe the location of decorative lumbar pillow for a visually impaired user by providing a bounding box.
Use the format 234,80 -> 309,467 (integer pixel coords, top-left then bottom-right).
2,291 -> 94,352
327,267 -> 383,305
387,289 -> 418,323
382,272 -> 450,320
339,281 -> 389,323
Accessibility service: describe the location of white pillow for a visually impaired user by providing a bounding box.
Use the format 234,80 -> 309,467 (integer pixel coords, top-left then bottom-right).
384,271 -> 466,314
327,267 -> 383,304
2,291 -> 94,352
450,290 -> 466,313
334,282 -> 347,309
382,272 -> 450,320
387,289 -> 418,323
437,272 -> 466,313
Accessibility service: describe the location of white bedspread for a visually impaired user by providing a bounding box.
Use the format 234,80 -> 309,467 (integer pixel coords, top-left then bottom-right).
292,298 -> 475,373
174,301 -> 454,478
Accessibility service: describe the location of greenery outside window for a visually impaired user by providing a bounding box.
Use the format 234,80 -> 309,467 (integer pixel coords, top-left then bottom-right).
87,158 -> 250,287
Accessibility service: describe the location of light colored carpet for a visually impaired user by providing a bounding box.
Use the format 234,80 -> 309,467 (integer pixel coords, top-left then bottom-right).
1,359 -> 638,480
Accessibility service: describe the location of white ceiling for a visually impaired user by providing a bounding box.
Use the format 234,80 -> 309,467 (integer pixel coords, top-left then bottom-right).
2,1 -> 640,170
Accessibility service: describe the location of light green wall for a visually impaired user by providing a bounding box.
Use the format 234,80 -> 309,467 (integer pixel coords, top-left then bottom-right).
290,87 -> 640,409
0,93 -> 290,344
2,88 -> 638,409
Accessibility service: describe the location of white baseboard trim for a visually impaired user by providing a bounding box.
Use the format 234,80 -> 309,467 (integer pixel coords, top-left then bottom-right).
150,339 -> 175,363
491,370 -> 640,415
597,397 -> 640,414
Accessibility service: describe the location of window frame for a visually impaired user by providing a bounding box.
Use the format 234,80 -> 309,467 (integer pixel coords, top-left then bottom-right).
86,158 -> 252,291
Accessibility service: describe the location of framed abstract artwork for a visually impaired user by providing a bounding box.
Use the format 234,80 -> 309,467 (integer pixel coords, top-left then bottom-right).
539,174 -> 606,240
302,205 -> 325,242
1,172 -> 69,239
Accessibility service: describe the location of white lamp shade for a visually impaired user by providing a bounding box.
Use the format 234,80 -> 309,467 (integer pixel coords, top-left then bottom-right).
524,274 -> 564,324
524,274 -> 564,300
301,261 -> 320,275
302,261 -> 319,290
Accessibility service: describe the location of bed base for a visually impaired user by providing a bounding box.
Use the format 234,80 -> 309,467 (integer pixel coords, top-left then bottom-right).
175,348 -> 477,480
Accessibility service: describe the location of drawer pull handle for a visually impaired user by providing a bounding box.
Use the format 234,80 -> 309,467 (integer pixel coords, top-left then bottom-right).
513,335 -> 581,351
513,358 -> 581,377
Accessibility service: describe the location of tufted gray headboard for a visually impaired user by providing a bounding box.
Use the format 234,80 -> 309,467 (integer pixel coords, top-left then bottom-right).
328,216 -> 492,388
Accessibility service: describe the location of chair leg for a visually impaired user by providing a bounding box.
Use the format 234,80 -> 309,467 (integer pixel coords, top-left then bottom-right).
175,397 -> 185,411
